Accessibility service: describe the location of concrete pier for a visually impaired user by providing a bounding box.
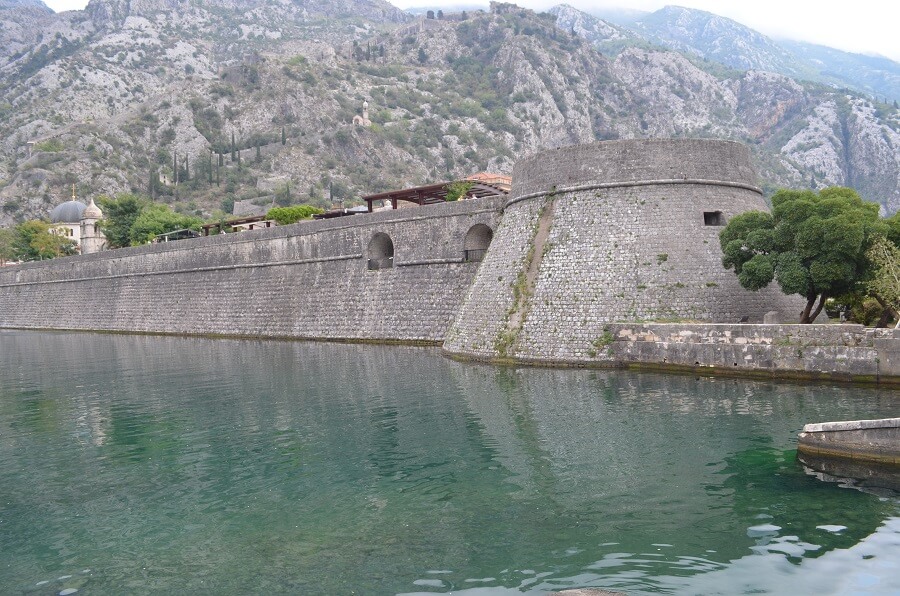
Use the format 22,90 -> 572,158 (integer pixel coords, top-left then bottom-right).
797,418 -> 900,465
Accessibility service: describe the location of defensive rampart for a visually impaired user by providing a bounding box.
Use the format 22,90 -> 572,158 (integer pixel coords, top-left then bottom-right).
443,139 -> 804,362
0,197 -> 503,342
2,139 -> 895,384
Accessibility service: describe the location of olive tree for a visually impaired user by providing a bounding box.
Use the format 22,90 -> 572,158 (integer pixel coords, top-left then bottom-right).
719,187 -> 886,323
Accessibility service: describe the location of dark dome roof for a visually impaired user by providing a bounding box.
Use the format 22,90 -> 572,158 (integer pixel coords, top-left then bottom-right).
50,200 -> 87,223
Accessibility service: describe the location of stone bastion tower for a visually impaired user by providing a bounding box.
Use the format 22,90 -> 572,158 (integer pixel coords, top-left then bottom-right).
443,139 -> 803,363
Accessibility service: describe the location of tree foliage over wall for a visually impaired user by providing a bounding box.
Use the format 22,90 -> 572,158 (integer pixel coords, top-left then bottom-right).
98,194 -> 146,248
98,193 -> 202,246
9,220 -> 76,260
128,204 -> 202,245
444,181 -> 473,201
266,205 -> 324,225
720,187 -> 887,323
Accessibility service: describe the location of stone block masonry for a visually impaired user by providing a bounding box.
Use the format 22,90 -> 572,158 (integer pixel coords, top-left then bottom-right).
0,197 -> 503,343
607,323 -> 900,385
443,139 -> 805,363
2,139 -> 894,385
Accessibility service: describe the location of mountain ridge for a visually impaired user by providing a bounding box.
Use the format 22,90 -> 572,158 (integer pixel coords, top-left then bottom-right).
0,0 -> 897,227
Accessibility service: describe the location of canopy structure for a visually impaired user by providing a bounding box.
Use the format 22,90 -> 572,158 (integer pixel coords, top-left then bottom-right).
201,215 -> 274,236
362,178 -> 509,212
153,228 -> 201,243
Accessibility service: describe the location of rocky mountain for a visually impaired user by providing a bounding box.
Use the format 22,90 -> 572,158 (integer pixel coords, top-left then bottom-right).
587,4 -> 900,104
0,0 -> 898,228
625,6 -> 810,78
779,39 -> 900,104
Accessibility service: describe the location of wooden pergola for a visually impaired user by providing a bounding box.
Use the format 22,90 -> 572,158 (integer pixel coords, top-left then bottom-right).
362,180 -> 509,212
201,215 -> 275,236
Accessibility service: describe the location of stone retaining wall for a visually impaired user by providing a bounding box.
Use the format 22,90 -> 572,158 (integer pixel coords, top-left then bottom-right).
607,323 -> 900,383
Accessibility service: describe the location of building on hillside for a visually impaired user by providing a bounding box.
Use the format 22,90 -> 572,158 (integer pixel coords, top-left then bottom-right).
464,172 -> 511,192
352,100 -> 371,127
362,174 -> 511,212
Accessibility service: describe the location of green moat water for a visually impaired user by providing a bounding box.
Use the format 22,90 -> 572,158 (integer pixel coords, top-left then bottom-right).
1,330 -> 898,595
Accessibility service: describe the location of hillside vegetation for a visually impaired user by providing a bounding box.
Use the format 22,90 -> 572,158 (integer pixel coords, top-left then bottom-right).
0,0 -> 898,225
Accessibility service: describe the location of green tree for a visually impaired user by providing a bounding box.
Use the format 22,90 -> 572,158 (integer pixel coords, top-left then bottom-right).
0,228 -> 15,264
719,187 -> 886,323
12,220 -> 76,260
128,204 -> 202,245
148,165 -> 161,198
884,212 -> 900,246
281,126 -> 286,145
266,205 -> 324,225
444,180 -> 473,201
866,235 -> 900,327
417,47 -> 428,64
98,194 -> 147,249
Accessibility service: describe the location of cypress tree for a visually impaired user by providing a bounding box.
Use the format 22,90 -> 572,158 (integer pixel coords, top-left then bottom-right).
256,143 -> 261,162
208,152 -> 213,184
173,153 -> 178,186
231,131 -> 236,161
281,126 -> 286,145
216,160 -> 220,186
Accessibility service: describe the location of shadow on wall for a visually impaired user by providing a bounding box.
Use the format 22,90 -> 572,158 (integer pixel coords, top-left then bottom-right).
464,223 -> 493,262
367,232 -> 394,270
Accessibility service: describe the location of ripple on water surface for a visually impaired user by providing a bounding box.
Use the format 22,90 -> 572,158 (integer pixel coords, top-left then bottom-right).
0,330 -> 897,594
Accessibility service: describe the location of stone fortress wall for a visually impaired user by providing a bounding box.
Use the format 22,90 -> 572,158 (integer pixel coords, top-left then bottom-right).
1,139 -> 896,383
443,139 -> 805,363
0,197 -> 503,342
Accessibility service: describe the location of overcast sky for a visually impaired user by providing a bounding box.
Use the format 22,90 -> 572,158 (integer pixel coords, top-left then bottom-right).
43,0 -> 899,61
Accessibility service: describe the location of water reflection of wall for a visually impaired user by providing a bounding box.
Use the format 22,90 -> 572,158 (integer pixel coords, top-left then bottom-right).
1,332 -> 896,593
446,360 -> 897,559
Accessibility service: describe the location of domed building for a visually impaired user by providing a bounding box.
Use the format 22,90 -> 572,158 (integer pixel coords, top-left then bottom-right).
49,197 -> 87,245
49,194 -> 107,255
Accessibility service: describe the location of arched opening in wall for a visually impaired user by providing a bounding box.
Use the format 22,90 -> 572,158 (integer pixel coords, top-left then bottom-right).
367,233 -> 394,270
463,224 -> 493,262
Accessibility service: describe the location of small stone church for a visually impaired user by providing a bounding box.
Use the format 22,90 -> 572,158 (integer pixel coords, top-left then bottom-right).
49,195 -> 107,254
